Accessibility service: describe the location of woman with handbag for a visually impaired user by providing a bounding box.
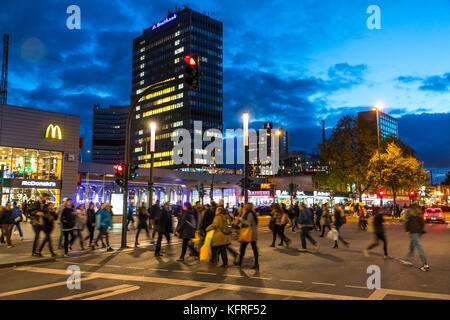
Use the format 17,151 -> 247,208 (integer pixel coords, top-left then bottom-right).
237,203 -> 259,270
270,203 -> 291,248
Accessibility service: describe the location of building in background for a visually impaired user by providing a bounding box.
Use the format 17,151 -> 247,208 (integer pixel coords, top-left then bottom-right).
358,110 -> 399,139
92,104 -> 129,164
278,150 -> 325,176
0,104 -> 79,204
131,7 -> 223,170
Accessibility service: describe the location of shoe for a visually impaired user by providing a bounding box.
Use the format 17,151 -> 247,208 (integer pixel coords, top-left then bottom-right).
89,245 -> 95,250
177,258 -> 184,262
106,247 -> 114,252
400,259 -> 413,265
250,264 -> 259,270
219,264 -> 228,268
80,248 -> 86,251
63,254 -> 70,257
277,243 -> 283,246
154,253 -> 163,257
363,249 -> 370,257
384,255 -> 390,259
333,245 -> 338,249
298,248 -> 307,252
319,235 -> 324,238
134,244 -> 139,248
7,245 -> 14,249
20,237 -> 24,241
419,265 -> 430,272
270,244 -> 275,247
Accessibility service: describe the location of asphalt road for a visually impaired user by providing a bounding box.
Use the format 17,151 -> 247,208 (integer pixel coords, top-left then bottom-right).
0,221 -> 449,300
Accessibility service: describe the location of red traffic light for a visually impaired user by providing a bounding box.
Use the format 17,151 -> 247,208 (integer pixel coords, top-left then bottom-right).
184,55 -> 197,67
114,164 -> 124,174
409,191 -> 416,197
377,190 -> 384,196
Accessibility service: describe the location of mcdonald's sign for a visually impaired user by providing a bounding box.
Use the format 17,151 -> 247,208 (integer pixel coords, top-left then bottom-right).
45,124 -> 63,140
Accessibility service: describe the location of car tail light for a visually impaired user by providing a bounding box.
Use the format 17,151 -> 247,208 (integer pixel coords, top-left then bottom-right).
439,213 -> 443,217
424,213 -> 428,217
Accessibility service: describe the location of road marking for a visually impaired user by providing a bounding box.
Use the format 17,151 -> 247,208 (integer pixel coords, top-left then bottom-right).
345,285 -> 369,290
224,274 -> 244,278
147,268 -> 169,272
126,266 -> 144,270
312,282 -> 336,287
173,270 -> 190,273
250,276 -> 272,280
106,265 -> 122,268
168,287 -> 217,300
58,284 -> 139,300
280,279 -> 303,284
16,266 -> 366,300
84,263 -> 101,267
197,272 -> 216,276
368,289 -> 387,300
0,275 -> 97,298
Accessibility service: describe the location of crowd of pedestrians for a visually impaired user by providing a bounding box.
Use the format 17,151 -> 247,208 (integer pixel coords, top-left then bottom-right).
0,195 -> 432,272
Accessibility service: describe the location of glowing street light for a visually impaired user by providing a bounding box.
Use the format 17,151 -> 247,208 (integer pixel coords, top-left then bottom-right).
148,121 -> 157,206
242,112 -> 249,203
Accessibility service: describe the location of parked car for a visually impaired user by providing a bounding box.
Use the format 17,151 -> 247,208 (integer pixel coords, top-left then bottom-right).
424,208 -> 446,224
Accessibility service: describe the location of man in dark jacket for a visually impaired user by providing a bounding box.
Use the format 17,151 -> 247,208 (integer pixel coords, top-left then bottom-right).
135,202 -> 150,248
149,200 -> 161,244
314,205 -> 323,231
363,207 -> 388,258
200,204 -> 215,236
0,202 -> 15,248
155,202 -> 173,256
175,203 -> 198,261
298,203 -> 319,252
28,193 -> 51,256
37,203 -> 58,256
61,199 -> 76,256
400,204 -> 429,271
333,204 -> 349,249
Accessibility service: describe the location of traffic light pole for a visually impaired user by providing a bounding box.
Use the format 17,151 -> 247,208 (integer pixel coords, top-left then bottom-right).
244,145 -> 249,204
148,151 -> 154,207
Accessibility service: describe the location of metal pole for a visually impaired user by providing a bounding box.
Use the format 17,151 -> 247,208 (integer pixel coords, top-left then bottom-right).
149,151 -> 154,206
376,109 -> 383,206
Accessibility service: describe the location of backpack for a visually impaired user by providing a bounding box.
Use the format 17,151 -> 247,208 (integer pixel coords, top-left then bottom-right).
221,214 -> 233,235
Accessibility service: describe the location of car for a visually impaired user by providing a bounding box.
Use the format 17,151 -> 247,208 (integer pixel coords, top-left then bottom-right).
424,208 -> 446,224
255,206 -> 272,216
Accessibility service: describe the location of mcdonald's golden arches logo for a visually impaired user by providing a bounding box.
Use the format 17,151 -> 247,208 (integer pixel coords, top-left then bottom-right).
45,124 -> 63,140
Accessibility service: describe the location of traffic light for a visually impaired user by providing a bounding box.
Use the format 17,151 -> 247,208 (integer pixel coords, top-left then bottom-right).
147,182 -> 154,192
129,164 -> 139,180
249,180 -> 260,191
114,163 -> 125,187
199,183 -> 205,197
184,55 -> 201,91
409,190 -> 417,200
377,189 -> 384,198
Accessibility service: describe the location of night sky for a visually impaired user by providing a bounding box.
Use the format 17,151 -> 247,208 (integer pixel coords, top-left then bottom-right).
1,0 -> 449,181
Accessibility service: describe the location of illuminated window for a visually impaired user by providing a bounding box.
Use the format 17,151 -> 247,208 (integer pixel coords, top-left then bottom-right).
134,147 -> 143,153
136,106 -> 140,111
140,47 -> 145,53
174,58 -> 180,64
142,102 -> 183,117
174,47 -> 184,55
175,40 -> 180,46
137,86 -> 175,97
178,83 -> 184,89
140,72 -> 145,77
140,80 -> 144,85
140,55 -> 145,61
175,31 -> 180,37
178,74 -> 183,78
136,114 -> 141,119
140,64 -> 145,69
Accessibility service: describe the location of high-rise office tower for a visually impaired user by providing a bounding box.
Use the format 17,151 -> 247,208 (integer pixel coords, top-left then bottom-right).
92,104 -> 129,164
131,7 -> 223,170
358,110 -> 399,139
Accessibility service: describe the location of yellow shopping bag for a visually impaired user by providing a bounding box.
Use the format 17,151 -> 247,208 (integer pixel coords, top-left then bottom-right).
238,227 -> 252,243
200,245 -> 211,261
204,230 -> 215,247
192,231 -> 202,243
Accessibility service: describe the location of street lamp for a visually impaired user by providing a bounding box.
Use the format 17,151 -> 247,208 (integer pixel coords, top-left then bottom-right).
272,129 -> 281,204
148,121 -> 156,207
243,112 -> 249,204
374,103 -> 384,206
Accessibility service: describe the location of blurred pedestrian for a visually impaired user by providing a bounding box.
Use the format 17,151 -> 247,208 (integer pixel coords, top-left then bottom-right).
320,204 -> 332,237
94,203 -> 114,252
149,200 -> 161,244
332,204 -> 349,249
127,201 -> 135,231
73,204 -> 87,251
298,202 -> 319,252
363,207 -> 388,258
154,202 -> 173,256
206,207 -> 233,267
135,201 -> 150,248
61,199 -> 76,257
37,202 -> 57,257
175,202 -> 198,261
0,202 -> 14,248
29,193 -> 51,256
85,202 -> 96,247
270,203 -> 291,247
12,201 -> 24,240
314,204 -> 323,232
237,203 -> 259,270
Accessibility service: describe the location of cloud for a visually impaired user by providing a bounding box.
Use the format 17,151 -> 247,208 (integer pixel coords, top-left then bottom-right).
397,73 -> 450,92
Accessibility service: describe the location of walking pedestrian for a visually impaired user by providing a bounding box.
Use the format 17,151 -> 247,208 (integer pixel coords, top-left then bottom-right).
61,199 -> 76,257
270,203 -> 291,247
154,202 -> 173,256
135,201 -> 150,248
127,201 -> 135,230
29,193 -> 51,256
73,204 -> 86,251
0,202 -> 15,248
237,203 -> 259,270
358,206 -> 368,230
206,207 -> 233,267
332,204 -> 349,249
298,203 -> 319,252
320,204 -> 332,237
37,202 -> 57,257
94,203 -> 114,252
56,198 -> 67,249
363,207 -> 388,258
12,202 -> 24,240
314,204 -> 323,232
400,203 -> 429,271
175,203 -> 198,261
85,202 -> 96,247
287,204 -> 297,232
149,200 -> 161,244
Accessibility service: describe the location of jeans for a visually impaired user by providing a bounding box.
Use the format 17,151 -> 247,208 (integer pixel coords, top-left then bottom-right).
14,222 -> 23,237
155,231 -> 171,254
63,230 -> 74,254
95,227 -> 110,248
239,241 -> 258,266
289,217 -> 297,231
406,233 -> 427,265
315,216 -> 321,231
72,229 -> 85,249
211,245 -> 228,265
32,225 -> 44,253
135,224 -> 150,245
320,224 -> 331,237
300,227 -> 317,249
58,222 -> 64,248
1,225 -> 13,246
85,224 -> 95,245
38,229 -> 55,254
272,225 -> 290,245
367,232 -> 388,256
180,238 -> 198,259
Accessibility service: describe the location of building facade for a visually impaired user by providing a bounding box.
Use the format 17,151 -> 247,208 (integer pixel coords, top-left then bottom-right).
358,110 -> 399,139
0,104 -> 80,204
278,150 -> 324,176
92,104 -> 129,164
131,7 -> 223,170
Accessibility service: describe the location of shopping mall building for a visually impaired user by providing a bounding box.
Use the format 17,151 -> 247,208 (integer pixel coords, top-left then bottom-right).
0,104 -> 80,205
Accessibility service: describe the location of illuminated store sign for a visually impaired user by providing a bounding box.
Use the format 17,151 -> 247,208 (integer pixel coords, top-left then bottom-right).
21,180 -> 57,188
45,124 -> 62,140
152,14 -> 177,30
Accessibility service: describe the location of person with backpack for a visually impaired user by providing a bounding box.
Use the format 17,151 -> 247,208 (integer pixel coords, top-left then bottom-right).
175,202 -> 198,261
206,207 -> 233,267
237,203 -> 259,270
364,207 -> 389,258
270,203 -> 291,247
333,204 -> 349,249
298,203 -> 319,252
400,203 -> 429,271
320,204 -> 332,237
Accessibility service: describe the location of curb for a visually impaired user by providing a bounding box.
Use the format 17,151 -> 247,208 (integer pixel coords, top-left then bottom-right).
0,257 -> 57,269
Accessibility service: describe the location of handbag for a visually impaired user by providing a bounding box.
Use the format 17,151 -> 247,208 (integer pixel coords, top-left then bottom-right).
200,245 -> 211,261
238,227 -> 252,243
269,219 -> 276,231
327,228 -> 339,241
204,230 -> 215,247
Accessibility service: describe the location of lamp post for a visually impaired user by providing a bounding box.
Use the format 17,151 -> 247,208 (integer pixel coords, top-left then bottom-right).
272,129 -> 281,204
148,122 -> 156,207
243,112 -> 249,204
374,103 -> 383,206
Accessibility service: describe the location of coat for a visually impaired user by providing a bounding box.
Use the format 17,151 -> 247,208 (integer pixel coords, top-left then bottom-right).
200,208 -> 215,232
404,208 -> 425,234
61,207 -> 76,231
299,208 -> 314,226
137,206 -> 149,228
240,210 -> 258,242
373,213 -> 385,234
0,208 -> 14,225
155,208 -> 173,233
75,209 -> 87,230
28,200 -> 47,226
334,208 -> 344,228
86,208 -> 96,226
205,213 -> 231,247
175,210 -> 196,239
321,210 -> 332,226
42,211 -> 57,232
96,209 -> 112,230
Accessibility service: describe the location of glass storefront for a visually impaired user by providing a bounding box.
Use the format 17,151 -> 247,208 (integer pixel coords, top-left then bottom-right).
0,146 -> 62,205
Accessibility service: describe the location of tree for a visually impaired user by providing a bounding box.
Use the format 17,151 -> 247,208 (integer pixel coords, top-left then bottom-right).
443,171 -> 450,185
319,115 -> 378,200
367,142 -> 429,207
286,183 -> 298,205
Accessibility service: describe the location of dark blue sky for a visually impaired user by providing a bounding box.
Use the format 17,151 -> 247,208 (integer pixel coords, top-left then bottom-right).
1,0 -> 449,178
